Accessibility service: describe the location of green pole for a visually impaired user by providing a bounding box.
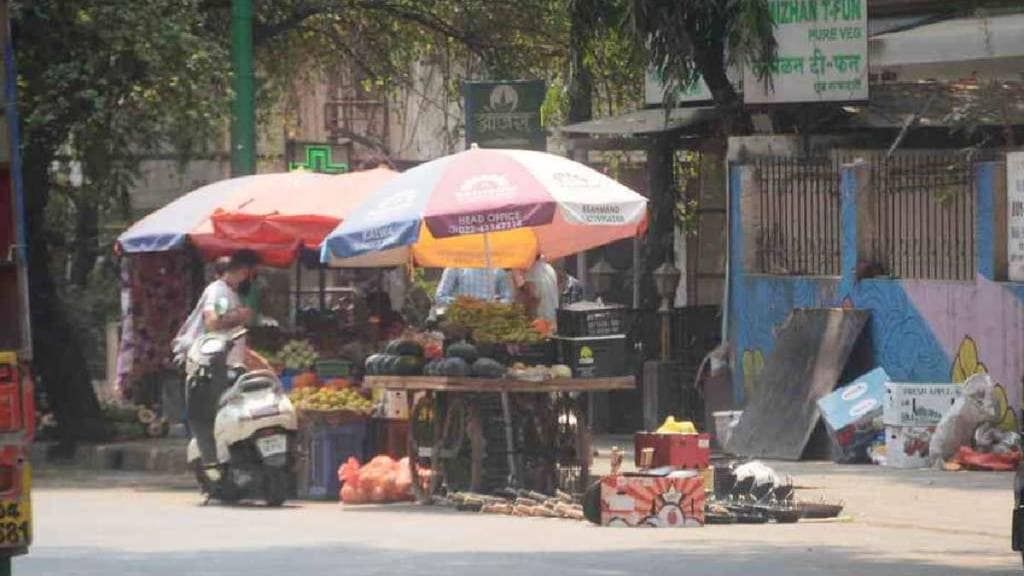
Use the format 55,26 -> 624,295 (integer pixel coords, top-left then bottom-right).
230,0 -> 256,176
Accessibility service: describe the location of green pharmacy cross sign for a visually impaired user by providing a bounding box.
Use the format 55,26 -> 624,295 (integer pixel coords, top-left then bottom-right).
288,145 -> 349,174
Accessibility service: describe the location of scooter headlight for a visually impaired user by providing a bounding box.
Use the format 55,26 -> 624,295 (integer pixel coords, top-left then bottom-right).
198,339 -> 226,355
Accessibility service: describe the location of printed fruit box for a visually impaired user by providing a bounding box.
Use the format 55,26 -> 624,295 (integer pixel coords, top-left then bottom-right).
885,425 -> 935,469
817,367 -> 889,463
883,383 -> 961,427
599,473 -> 705,527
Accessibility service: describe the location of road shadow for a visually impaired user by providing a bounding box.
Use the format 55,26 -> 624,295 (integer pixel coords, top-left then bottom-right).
20,541 -> 1020,576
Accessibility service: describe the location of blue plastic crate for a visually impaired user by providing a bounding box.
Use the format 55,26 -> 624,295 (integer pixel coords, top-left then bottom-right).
298,421 -> 367,500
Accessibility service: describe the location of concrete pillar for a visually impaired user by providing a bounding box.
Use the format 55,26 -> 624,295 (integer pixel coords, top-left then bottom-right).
976,161 -> 1006,281
838,160 -> 869,297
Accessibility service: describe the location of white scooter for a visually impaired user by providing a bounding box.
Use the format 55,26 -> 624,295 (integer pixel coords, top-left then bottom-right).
185,329 -> 298,506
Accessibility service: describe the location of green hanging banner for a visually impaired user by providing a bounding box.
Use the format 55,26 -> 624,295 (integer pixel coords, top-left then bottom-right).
463,80 -> 546,151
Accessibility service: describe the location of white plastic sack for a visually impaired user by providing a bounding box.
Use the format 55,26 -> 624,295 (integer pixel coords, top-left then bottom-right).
928,373 -> 1000,464
974,422 -> 1021,454
733,461 -> 781,492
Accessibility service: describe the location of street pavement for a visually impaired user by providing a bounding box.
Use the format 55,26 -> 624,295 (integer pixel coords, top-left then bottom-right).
16,461 -> 1022,576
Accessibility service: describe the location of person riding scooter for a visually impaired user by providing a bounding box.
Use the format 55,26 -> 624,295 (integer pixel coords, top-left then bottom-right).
173,251 -> 260,478
184,328 -> 297,506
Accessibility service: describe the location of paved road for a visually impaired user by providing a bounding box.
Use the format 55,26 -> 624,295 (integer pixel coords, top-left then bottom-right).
15,464 -> 1022,576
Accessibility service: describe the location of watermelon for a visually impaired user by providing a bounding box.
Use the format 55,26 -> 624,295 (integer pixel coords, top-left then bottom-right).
364,353 -> 387,375
424,358 -> 445,376
471,358 -> 506,379
442,357 -> 471,377
395,355 -> 425,376
386,339 -> 423,357
446,341 -> 479,364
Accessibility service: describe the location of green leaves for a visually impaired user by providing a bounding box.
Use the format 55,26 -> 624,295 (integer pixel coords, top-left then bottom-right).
629,0 -> 777,121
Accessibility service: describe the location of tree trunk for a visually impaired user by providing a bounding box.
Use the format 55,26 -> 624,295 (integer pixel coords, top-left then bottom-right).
23,142 -> 107,451
641,135 -> 675,312
567,0 -> 594,124
693,35 -> 752,137
70,191 -> 98,287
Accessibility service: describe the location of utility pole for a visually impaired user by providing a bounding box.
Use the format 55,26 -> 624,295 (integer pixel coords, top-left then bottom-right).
230,0 -> 256,176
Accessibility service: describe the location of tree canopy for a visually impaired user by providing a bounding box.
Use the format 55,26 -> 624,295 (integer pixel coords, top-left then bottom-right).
630,0 -> 777,132
11,0 -> 643,444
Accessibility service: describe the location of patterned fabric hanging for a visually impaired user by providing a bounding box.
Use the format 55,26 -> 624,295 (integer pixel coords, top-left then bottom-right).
114,252 -> 198,399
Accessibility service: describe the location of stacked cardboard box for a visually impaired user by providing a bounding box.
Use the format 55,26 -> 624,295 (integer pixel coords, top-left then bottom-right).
883,383 -> 962,468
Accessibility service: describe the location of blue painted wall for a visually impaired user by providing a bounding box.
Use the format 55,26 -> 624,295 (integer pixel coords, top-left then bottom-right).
728,160 -> 1019,417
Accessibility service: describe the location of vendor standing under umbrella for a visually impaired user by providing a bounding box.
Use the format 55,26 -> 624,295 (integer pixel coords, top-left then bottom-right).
435,267 -> 514,304
519,255 -> 559,328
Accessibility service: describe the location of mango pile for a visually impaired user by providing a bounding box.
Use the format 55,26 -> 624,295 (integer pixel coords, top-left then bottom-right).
289,386 -> 373,414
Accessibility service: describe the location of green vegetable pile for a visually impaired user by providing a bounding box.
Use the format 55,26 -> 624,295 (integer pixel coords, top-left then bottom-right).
442,297 -> 543,344
275,339 -> 319,371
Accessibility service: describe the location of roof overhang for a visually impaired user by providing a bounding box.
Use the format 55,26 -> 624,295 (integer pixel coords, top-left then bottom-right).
869,11 -> 1024,81
559,106 -> 717,137
845,81 -> 1024,129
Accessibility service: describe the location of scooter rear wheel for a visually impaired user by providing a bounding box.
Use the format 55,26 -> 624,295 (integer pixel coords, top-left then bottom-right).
263,468 -> 290,507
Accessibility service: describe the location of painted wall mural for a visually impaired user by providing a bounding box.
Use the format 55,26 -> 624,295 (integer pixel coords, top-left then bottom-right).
950,335 -> 1019,432
728,161 -> 1024,419
741,349 -> 765,402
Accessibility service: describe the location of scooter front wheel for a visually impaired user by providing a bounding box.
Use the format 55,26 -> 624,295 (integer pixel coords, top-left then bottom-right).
263,468 -> 290,507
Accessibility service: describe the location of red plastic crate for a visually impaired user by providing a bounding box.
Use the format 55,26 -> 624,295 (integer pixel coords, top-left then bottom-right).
633,433 -> 711,469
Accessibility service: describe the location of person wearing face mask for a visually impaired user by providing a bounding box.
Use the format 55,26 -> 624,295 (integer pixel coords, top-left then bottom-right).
172,250 -> 260,368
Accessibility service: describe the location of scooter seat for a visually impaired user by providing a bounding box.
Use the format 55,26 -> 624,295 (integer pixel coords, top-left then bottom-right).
218,370 -> 282,407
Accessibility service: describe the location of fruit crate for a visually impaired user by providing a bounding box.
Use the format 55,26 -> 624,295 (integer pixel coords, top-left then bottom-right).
296,420 -> 368,500
297,408 -> 370,429
557,307 -> 630,337
315,359 -> 353,380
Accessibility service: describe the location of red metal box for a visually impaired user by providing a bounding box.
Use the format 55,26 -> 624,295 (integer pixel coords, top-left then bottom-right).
633,432 -> 711,469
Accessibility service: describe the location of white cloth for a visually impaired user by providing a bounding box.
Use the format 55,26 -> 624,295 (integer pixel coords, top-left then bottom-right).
203,280 -> 247,367
526,261 -> 559,326
172,279 -> 246,367
382,268 -> 407,311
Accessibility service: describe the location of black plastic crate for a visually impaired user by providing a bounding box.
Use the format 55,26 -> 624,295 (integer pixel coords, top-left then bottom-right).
556,335 -> 630,378
557,307 -> 630,337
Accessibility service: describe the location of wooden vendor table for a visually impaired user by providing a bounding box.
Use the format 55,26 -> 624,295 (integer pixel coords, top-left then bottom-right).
363,375 -> 634,503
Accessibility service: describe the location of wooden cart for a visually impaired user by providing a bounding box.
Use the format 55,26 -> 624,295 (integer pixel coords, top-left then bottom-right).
363,375 -> 634,503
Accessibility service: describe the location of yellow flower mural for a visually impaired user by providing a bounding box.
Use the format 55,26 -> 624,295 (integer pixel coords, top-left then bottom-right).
993,384 -> 1019,433
950,335 -> 1018,433
950,336 -> 987,383
742,349 -> 765,403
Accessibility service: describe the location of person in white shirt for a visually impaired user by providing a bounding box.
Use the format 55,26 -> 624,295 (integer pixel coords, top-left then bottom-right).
522,255 -> 559,329
172,251 -> 259,367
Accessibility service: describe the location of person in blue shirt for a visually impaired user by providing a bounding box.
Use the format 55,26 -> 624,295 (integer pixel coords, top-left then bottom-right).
434,267 -> 514,304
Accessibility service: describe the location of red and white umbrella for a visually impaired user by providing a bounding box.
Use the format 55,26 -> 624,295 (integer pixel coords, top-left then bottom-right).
322,147 -> 648,269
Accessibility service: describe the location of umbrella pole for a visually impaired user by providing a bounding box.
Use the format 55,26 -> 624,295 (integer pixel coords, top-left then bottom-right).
483,230 -> 519,488
483,231 -> 494,299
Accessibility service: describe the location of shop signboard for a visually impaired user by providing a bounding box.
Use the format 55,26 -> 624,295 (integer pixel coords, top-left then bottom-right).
744,0 -> 869,104
463,80 -> 546,151
1007,151 -> 1024,281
